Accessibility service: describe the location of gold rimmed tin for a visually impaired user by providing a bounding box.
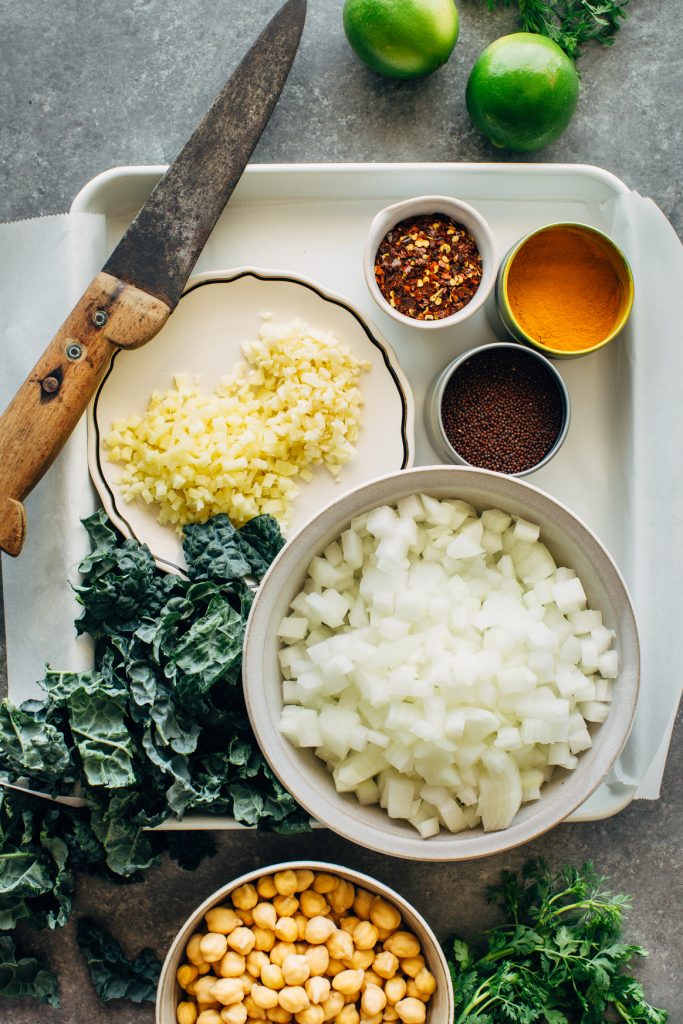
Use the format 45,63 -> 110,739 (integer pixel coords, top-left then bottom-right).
496,223 -> 634,358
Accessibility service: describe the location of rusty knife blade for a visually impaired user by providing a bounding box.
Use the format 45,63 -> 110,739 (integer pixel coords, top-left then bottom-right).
103,0 -> 306,309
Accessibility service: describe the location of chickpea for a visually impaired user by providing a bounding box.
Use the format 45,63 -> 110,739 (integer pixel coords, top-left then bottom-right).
305,945 -> 329,978
207,908 -> 244,935
296,1007 -> 325,1024
313,873 -> 339,895
271,942 -> 297,967
247,952 -> 271,978
278,987 -> 311,1014
198,964 -> 213,976
305,916 -> 336,945
275,918 -> 299,943
361,985 -> 387,1017
383,934 -> 420,961
240,910 -> 255,927
395,1000 -> 425,1024
375,927 -> 392,943
244,996 -> 267,1020
369,899 -> 401,933
326,959 -> 345,978
294,943 -> 308,956
413,970 -> 436,999
201,934 -> 229,964
361,1014 -> 383,1024
398,958 -> 424,980
335,1005 -> 360,1024
252,985 -> 280,1010
197,1012 -> 223,1024
342,950 -> 374,972
294,915 -> 308,941
261,963 -> 285,991
373,953 -> 398,981
267,1008 -> 293,1023
383,1008 -> 398,1022
187,934 -> 208,966
384,979 -> 406,1006
326,931 -> 354,962
274,895 -> 299,918
282,954 -> 311,987
196,977 -> 221,1005
404,983 -> 423,1003
353,922 -> 379,951
328,881 -> 355,915
321,993 -> 344,1020
229,929 -> 257,956
331,970 -> 364,997
295,870 -> 315,892
253,903 -> 278,930
222,1006 -> 248,1024
178,1002 -> 198,1024
178,964 -> 200,990
242,974 -> 255,995
339,918 -> 360,936
219,953 -> 246,979
258,876 -> 278,900
352,890 -> 374,921
212,978 -> 247,1007
299,890 -> 329,918
305,977 -> 331,1004
274,870 -> 299,896
254,929 -> 276,953
248,1018 -> 268,1024
232,884 -> 259,911
361,972 -> 382,991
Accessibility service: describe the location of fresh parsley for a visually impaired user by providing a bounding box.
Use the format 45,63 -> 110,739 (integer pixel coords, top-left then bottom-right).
448,859 -> 668,1023
481,0 -> 630,59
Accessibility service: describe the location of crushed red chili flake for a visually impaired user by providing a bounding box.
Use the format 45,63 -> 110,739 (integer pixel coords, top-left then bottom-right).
374,213 -> 483,321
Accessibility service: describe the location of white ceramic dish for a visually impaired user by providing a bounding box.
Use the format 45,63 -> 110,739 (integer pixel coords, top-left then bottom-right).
155,860 -> 454,1024
88,268 -> 414,574
364,195 -> 496,330
243,466 -> 640,861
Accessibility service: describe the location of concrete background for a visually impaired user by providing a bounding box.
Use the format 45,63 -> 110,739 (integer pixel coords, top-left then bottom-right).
0,0 -> 681,1020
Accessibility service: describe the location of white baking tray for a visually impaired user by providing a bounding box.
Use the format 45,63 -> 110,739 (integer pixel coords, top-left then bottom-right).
70,162 -> 657,826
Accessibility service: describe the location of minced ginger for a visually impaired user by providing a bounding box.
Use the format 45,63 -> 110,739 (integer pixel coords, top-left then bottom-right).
105,318 -> 370,529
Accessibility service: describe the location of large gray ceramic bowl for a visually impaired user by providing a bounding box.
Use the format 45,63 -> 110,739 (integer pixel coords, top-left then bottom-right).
156,860 -> 454,1024
243,466 -> 639,861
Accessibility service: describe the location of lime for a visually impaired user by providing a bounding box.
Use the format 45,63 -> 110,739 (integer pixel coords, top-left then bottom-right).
466,33 -> 579,152
343,0 -> 459,80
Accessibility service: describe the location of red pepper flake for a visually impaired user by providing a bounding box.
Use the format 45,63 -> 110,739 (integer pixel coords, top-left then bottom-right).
374,213 -> 483,321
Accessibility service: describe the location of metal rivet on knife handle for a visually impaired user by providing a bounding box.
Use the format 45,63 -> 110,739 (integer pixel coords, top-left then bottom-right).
66,343 -> 83,360
41,376 -> 60,395
91,309 -> 108,327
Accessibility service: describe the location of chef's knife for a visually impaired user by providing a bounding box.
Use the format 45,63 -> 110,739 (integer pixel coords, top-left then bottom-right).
0,0 -> 306,557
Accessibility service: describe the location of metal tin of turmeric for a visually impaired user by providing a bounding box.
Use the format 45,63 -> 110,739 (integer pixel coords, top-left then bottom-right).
495,223 -> 634,358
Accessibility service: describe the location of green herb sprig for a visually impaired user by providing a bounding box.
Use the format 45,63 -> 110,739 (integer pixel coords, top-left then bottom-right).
482,0 -> 630,59
448,859 -> 668,1023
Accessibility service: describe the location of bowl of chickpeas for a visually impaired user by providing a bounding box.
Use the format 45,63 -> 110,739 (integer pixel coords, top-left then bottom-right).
156,861 -> 453,1024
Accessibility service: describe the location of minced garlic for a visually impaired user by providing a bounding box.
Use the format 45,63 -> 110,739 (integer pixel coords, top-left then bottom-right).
104,318 -> 370,529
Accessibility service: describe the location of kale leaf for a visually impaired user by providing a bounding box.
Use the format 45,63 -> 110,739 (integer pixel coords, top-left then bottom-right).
77,918 -> 160,1003
183,512 -> 284,583
0,935 -> 59,1007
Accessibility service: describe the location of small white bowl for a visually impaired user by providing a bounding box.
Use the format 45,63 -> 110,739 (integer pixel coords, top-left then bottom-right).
156,860 -> 454,1024
364,196 -> 497,330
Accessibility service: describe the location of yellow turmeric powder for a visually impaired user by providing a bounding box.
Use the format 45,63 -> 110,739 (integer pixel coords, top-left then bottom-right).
506,226 -> 627,353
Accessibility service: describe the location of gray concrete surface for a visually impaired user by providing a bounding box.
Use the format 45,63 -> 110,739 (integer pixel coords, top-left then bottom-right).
0,0 -> 681,1020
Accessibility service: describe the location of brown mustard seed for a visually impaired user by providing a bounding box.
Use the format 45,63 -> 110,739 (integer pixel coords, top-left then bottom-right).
374,214 -> 483,321
440,347 -> 564,474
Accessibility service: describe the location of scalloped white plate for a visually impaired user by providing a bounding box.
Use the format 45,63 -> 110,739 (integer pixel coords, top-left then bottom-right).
87,267 -> 414,574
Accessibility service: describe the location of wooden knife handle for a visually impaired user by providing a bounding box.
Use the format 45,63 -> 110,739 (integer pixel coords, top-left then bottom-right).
0,272 -> 171,557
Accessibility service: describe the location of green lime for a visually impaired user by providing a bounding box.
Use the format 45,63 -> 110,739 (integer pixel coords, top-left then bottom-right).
343,0 -> 459,80
466,33 -> 579,152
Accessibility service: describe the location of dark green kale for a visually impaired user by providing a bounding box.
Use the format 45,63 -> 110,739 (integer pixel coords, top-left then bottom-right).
0,936 -> 59,1007
448,859 -> 668,1023
76,918 -> 160,1003
183,511 -> 284,583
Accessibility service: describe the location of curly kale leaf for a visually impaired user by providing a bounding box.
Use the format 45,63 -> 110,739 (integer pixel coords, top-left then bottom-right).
0,936 -> 59,1007
0,698 -> 75,789
77,918 -> 160,1003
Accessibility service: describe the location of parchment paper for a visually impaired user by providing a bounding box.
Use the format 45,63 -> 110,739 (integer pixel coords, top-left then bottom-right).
0,196 -> 680,806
